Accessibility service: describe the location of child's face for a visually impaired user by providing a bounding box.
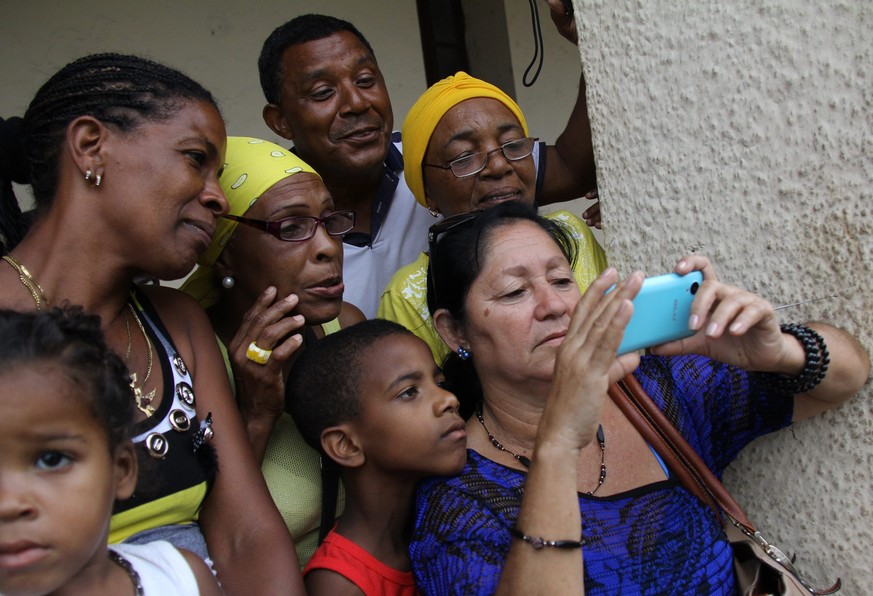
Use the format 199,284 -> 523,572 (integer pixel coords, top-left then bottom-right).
353,334 -> 467,477
0,364 -> 136,596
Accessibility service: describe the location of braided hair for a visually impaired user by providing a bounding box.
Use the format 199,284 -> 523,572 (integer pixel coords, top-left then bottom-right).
0,116 -> 29,252
0,53 -> 219,249
0,306 -> 135,451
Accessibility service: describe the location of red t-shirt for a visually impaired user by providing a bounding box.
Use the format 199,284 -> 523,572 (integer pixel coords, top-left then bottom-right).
305,529 -> 419,596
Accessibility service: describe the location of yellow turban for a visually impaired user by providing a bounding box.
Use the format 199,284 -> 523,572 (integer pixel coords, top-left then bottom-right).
181,136 -> 319,307
402,71 -> 529,207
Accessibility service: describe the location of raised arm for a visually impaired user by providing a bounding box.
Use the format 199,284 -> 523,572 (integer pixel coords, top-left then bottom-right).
495,268 -> 642,595
539,0 -> 598,206
153,288 -> 305,596
224,287 -> 305,461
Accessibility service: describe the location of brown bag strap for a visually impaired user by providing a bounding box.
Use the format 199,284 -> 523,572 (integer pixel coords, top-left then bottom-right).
607,375 -> 755,530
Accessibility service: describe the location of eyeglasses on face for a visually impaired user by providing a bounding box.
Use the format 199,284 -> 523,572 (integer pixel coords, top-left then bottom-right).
222,210 -> 355,242
423,137 -> 538,179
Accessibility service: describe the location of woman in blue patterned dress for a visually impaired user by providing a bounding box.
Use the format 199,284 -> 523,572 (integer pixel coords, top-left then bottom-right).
410,201 -> 869,595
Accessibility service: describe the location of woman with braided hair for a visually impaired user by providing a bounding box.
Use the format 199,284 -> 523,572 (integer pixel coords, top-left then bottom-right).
0,53 -> 304,595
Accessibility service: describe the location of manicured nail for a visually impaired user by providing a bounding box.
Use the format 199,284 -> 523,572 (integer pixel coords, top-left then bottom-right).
706,322 -> 719,336
688,314 -> 699,330
729,321 -> 743,333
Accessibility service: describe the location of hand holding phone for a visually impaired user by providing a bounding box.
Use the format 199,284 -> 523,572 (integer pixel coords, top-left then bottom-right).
616,271 -> 703,355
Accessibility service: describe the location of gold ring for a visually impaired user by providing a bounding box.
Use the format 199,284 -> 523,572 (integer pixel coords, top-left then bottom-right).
246,341 -> 272,365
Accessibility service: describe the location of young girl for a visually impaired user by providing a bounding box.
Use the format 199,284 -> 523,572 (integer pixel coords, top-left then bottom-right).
0,53 -> 301,595
0,307 -> 221,595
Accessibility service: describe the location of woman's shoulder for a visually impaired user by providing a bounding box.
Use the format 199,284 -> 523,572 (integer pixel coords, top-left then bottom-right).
135,284 -> 220,368
417,450 -> 525,506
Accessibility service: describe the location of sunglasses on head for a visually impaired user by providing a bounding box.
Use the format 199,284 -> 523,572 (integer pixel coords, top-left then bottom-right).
427,210 -> 486,309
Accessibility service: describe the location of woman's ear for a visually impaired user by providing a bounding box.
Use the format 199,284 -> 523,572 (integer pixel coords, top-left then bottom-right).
433,308 -> 467,353
113,441 -> 138,501
213,252 -> 234,285
67,115 -> 106,177
425,196 -> 441,217
321,425 -> 365,469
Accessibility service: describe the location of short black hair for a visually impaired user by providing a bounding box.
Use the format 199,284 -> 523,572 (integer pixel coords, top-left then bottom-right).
0,306 -> 135,451
286,319 -> 412,453
258,14 -> 377,105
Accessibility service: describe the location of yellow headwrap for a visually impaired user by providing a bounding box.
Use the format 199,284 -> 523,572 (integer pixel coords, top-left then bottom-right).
181,136 -> 319,308
401,71 -> 529,207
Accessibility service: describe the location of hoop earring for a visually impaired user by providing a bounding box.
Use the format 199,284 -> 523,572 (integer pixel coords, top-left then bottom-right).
457,346 -> 471,361
428,208 -> 440,218
95,173 -> 103,187
221,276 -> 235,289
84,169 -> 93,182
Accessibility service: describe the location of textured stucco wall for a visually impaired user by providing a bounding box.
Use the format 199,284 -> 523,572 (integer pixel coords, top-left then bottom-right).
573,1 -> 872,590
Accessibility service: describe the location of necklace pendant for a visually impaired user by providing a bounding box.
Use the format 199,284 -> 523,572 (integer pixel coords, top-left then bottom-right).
130,373 -> 156,415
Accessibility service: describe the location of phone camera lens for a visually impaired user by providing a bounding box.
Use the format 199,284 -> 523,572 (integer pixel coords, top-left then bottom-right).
690,282 -> 700,294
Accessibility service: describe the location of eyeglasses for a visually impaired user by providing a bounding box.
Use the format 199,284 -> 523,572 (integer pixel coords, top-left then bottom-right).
223,210 -> 355,242
423,137 -> 538,179
427,210 -> 484,309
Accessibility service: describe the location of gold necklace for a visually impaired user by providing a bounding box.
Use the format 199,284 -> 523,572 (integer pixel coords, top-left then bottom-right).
124,303 -> 156,416
2,254 -> 48,310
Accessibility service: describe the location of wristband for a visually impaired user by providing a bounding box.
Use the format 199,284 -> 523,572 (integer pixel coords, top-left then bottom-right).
509,526 -> 586,549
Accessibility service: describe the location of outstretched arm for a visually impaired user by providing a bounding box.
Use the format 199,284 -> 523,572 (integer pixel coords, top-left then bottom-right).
653,256 -> 871,422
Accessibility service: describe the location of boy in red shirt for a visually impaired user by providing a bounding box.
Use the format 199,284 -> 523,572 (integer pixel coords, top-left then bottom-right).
287,319 -> 467,595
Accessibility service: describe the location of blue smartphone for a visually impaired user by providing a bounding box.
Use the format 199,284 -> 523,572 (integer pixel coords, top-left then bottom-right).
616,271 -> 703,355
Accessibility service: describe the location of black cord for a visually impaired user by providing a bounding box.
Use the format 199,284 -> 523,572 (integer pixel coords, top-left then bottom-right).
522,0 -> 545,87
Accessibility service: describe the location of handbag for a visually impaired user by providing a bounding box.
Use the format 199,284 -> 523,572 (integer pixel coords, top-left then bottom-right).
607,375 -> 841,596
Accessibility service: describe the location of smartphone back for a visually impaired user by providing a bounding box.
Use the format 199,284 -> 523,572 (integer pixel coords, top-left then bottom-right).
617,271 -> 703,355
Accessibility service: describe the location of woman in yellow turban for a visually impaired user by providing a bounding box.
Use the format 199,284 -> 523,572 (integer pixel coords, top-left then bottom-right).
378,72 -> 606,363
183,136 -> 363,566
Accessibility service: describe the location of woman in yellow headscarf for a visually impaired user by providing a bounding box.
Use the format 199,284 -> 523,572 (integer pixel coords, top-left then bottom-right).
378,72 -> 606,363
183,137 -> 363,566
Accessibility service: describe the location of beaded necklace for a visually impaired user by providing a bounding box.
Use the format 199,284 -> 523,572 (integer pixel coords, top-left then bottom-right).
476,403 -> 607,495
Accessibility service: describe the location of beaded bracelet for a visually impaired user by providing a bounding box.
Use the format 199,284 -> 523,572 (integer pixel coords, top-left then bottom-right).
763,323 -> 830,395
509,526 -> 586,550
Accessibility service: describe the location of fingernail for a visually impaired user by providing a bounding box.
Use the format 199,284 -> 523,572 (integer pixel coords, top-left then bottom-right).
688,314 -> 699,329
706,322 -> 719,336
729,321 -> 743,333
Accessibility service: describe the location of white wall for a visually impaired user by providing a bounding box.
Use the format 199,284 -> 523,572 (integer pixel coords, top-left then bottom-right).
0,0 -> 425,165
573,0 -> 872,590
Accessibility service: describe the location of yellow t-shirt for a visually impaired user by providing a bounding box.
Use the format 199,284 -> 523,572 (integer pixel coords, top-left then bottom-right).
217,318 -> 345,567
378,210 -> 607,363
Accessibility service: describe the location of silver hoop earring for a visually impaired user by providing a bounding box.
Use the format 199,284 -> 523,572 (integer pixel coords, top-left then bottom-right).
95,173 -> 103,187
221,276 -> 235,289
428,208 -> 440,218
